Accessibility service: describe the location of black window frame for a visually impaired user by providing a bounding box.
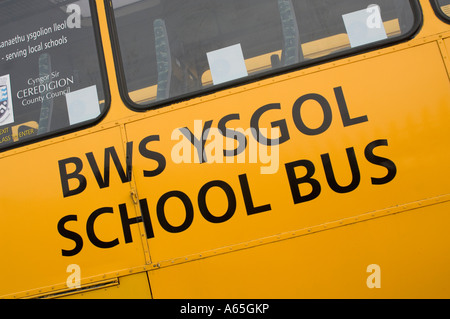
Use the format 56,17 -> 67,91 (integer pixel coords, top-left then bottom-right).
0,0 -> 111,153
431,0 -> 450,23
106,0 -> 423,112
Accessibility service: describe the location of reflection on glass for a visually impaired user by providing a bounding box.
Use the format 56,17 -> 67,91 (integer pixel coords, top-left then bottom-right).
111,0 -> 416,107
0,0 -> 106,150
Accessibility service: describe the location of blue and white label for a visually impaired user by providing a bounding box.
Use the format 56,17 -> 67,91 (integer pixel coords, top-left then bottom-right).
0,74 -> 14,126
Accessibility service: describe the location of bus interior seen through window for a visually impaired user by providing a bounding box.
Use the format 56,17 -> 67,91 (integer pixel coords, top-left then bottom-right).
110,0 -> 417,107
437,0 -> 450,17
0,0 -> 107,151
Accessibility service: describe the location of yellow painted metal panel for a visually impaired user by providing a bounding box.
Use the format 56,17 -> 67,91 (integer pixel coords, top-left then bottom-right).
125,42 -> 450,269
445,37 -> 450,73
1,0 -> 450,299
60,273 -> 151,299
0,128 -> 146,297
148,201 -> 450,299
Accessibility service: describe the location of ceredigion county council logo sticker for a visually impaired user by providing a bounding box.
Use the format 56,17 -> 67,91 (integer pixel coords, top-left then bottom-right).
0,74 -> 14,125
0,86 -> 10,121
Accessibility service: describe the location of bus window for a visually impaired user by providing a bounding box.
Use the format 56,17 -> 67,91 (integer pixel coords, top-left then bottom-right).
433,0 -> 450,21
109,0 -> 419,108
0,0 -> 108,151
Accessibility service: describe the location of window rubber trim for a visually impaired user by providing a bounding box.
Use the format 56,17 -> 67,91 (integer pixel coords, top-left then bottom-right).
430,0 -> 450,23
105,0 -> 423,113
0,0 -> 111,153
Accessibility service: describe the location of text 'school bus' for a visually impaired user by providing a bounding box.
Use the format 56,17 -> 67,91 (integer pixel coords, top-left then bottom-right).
0,0 -> 449,299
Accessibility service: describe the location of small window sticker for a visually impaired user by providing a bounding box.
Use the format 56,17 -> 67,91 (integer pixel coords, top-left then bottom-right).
342,4 -> 387,48
0,74 -> 14,126
207,43 -> 248,85
65,85 -> 100,125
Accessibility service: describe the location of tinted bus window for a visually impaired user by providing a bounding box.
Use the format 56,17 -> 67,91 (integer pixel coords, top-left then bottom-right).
434,0 -> 450,20
109,0 -> 418,109
0,0 -> 108,151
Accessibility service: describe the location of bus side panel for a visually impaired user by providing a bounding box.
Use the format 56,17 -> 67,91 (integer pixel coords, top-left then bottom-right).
0,127 -> 146,297
148,200 -> 450,299
59,272 -> 151,299
444,37 -> 450,75
126,42 -> 450,266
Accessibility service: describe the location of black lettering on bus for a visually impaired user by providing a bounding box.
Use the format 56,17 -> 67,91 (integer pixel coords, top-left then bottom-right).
218,113 -> 247,157
321,147 -> 361,194
138,199 -> 155,239
292,93 -> 332,136
198,180 -> 237,223
139,135 -> 166,177
86,207 -> 119,249
58,157 -> 87,198
365,139 -> 397,185
85,142 -> 133,189
334,86 -> 368,127
285,159 -> 321,204
157,191 -> 194,233
179,120 -> 213,164
57,214 -> 83,257
238,174 -> 271,215
119,201 -> 155,243
250,103 -> 290,146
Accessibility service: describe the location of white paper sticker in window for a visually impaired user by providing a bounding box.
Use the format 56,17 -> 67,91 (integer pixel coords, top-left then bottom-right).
342,5 -> 387,48
0,74 -> 14,126
65,85 -> 100,125
207,43 -> 248,85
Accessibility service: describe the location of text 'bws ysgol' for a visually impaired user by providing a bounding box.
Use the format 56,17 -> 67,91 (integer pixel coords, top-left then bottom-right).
57,87 -> 397,256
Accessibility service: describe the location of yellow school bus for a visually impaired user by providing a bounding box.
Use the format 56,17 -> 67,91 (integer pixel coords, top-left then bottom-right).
0,0 -> 449,299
